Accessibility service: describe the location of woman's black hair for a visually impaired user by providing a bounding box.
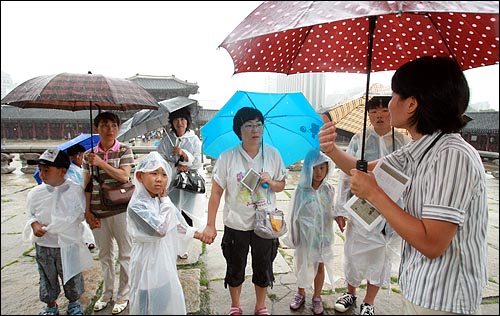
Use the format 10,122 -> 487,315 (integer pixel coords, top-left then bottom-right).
391,56 -> 470,135
168,107 -> 192,135
232,107 -> 264,140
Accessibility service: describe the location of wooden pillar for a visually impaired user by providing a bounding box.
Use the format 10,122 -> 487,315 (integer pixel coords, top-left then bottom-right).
32,122 -> 36,140
16,122 -> 21,140
486,133 -> 491,152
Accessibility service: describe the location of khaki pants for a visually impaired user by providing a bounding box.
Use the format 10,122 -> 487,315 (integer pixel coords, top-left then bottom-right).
92,212 -> 132,301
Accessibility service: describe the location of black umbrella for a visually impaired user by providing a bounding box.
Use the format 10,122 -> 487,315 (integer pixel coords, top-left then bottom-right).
1,72 -> 159,149
117,96 -> 198,142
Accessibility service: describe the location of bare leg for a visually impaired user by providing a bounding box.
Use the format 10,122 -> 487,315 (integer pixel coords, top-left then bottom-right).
297,287 -> 306,296
347,283 -> 357,296
313,263 -> 325,299
255,284 -> 268,309
229,285 -> 242,307
363,282 -> 380,305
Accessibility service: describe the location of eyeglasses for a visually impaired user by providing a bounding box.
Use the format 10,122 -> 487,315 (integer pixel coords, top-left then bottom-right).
242,123 -> 264,131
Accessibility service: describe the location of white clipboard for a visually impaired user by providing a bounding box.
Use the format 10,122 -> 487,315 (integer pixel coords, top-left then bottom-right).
241,168 -> 261,193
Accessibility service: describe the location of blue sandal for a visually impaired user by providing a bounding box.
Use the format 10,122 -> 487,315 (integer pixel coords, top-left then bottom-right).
38,305 -> 59,315
67,301 -> 83,315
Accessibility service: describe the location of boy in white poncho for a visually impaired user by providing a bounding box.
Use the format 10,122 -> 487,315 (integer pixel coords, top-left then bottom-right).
24,148 -> 93,315
286,149 -> 337,315
333,98 -> 410,315
127,151 -> 202,315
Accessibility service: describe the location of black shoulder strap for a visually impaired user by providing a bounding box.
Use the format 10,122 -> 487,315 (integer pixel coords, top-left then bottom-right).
93,166 -> 103,184
417,132 -> 444,168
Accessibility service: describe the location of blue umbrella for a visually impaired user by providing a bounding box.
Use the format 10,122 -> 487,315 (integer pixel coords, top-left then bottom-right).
201,91 -> 323,167
33,133 -> 100,184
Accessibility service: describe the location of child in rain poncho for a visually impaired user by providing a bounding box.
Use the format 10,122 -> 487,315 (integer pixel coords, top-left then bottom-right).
127,151 -> 201,315
157,107 -> 207,260
23,148 -> 93,315
333,99 -> 410,315
286,149 -> 337,315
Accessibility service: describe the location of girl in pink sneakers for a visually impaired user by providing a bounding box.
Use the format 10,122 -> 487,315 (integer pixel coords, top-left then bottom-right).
286,150 -> 338,315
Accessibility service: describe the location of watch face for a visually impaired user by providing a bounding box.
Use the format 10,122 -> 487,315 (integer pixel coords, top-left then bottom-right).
241,168 -> 261,193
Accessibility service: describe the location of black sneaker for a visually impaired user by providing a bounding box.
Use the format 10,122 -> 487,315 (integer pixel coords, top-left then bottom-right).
360,302 -> 375,315
334,293 -> 357,312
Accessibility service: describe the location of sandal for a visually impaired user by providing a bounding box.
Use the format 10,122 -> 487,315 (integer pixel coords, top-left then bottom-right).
229,306 -> 243,315
178,252 -> 188,260
38,304 -> 59,315
112,300 -> 129,315
254,306 -> 270,315
93,298 -> 110,312
67,301 -> 83,315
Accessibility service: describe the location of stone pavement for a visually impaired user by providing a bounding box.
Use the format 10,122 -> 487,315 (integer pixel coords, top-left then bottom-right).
1,156 -> 499,315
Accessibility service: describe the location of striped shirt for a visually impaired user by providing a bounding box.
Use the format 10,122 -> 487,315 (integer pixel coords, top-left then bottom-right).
383,132 -> 488,314
82,141 -> 135,217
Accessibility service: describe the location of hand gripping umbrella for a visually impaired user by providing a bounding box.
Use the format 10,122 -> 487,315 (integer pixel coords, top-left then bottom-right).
219,1 -> 499,170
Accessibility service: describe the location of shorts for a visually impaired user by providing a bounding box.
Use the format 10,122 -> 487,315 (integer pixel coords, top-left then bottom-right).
35,244 -> 85,303
221,226 -> 278,288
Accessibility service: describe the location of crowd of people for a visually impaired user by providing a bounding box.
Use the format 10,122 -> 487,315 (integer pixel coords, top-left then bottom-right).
24,56 -> 488,315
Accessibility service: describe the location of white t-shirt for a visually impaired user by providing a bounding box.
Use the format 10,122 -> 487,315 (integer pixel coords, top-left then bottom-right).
213,143 -> 287,231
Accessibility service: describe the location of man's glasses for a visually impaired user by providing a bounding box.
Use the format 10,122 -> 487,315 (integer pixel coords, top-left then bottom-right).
242,123 -> 264,131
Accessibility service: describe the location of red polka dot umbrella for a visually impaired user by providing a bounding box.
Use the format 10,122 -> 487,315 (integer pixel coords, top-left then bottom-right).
220,1 -> 499,168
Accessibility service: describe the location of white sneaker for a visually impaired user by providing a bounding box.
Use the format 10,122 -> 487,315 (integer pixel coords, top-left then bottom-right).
334,293 -> 357,312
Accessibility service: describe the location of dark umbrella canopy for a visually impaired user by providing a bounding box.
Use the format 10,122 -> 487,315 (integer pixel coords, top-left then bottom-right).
1,72 -> 159,149
117,96 -> 198,142
1,72 -> 159,111
220,1 -> 499,168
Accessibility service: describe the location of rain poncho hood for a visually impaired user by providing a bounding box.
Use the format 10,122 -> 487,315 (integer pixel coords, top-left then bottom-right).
285,150 -> 339,289
297,150 -> 335,190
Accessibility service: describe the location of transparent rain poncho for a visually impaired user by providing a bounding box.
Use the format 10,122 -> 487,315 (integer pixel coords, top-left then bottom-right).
127,151 -> 197,315
335,127 -> 409,287
157,129 -> 207,255
23,179 -> 94,284
285,150 -> 339,289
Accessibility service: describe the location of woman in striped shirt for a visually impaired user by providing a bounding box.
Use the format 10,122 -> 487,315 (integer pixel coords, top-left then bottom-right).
319,56 -> 488,315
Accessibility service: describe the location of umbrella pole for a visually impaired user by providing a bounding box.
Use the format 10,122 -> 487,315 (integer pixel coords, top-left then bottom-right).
357,15 -> 377,172
90,104 -> 94,151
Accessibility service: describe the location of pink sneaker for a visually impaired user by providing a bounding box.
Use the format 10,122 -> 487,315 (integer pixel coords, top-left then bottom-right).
289,293 -> 305,310
312,297 -> 324,315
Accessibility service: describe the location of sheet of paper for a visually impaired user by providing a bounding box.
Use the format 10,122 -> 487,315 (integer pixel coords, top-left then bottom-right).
344,160 -> 410,231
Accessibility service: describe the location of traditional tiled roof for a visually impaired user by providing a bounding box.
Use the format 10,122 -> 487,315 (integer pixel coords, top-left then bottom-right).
463,111 -> 499,133
127,74 -> 199,93
198,109 -> 219,123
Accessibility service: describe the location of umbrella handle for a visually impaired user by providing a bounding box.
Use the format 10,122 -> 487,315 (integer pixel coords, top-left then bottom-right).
356,159 -> 368,172
260,140 -> 269,189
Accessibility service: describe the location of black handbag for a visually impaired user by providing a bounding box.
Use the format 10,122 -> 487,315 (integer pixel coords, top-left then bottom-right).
172,170 -> 206,194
